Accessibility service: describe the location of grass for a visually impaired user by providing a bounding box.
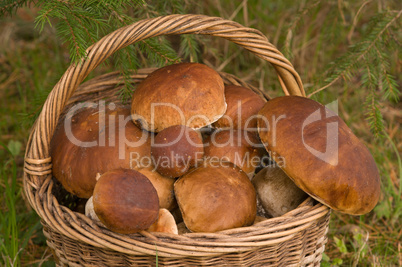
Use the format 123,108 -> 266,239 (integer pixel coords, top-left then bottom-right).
0,1 -> 401,266
0,142 -> 20,266
0,141 -> 44,267
0,9 -> 64,266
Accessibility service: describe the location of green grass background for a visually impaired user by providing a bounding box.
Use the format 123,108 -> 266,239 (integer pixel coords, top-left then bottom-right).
0,1 -> 401,266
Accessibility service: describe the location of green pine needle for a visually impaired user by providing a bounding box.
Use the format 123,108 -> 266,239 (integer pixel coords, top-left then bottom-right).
310,9 -> 401,138
314,10 -> 401,93
0,0 -> 32,17
138,38 -> 181,67
180,35 -> 200,62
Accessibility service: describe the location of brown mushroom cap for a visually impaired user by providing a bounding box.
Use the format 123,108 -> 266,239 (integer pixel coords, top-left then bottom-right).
93,169 -> 159,234
203,130 -> 266,176
51,104 -> 151,198
174,161 -> 256,233
257,96 -> 381,215
213,85 -> 266,130
151,125 -> 204,178
131,63 -> 226,132
252,166 -> 308,217
137,167 -> 177,210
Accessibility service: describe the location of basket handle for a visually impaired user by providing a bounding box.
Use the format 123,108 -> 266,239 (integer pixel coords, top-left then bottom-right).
25,14 -> 305,167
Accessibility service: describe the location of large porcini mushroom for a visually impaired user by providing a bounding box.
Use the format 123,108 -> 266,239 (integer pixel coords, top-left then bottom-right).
203,130 -> 265,177
92,169 -> 159,234
213,85 -> 266,130
151,125 -> 204,178
257,96 -> 381,215
131,63 -> 226,132
50,104 -> 151,198
174,161 -> 256,233
252,165 -> 308,217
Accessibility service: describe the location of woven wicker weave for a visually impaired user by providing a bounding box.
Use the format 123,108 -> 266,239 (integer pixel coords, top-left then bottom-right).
23,14 -> 330,266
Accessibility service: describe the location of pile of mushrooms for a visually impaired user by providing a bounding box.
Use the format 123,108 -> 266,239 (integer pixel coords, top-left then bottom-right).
50,62 -> 381,235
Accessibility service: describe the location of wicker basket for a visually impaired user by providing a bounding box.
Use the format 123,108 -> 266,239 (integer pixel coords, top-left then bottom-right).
23,14 -> 331,266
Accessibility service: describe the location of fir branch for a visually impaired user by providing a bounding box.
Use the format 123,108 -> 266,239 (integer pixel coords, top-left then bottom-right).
117,69 -> 136,104
362,60 -> 384,138
138,38 -> 181,67
364,91 -> 384,139
74,16 -> 96,44
34,0 -> 144,63
362,54 -> 386,138
373,44 -> 400,102
308,9 -> 402,97
382,73 -> 399,101
114,46 -> 140,103
0,0 -> 31,17
5,0 -> 193,107
36,1 -> 91,61
180,34 -> 200,62
308,9 -> 401,138
62,15 -> 85,62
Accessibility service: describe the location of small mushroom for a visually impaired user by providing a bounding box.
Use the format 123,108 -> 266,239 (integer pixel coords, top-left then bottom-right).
147,208 -> 178,234
151,125 -> 204,178
252,166 -> 308,217
85,173 -> 104,225
92,169 -> 159,234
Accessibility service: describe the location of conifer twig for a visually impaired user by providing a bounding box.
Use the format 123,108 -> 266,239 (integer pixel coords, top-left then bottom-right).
308,9 -> 402,98
0,0 -> 29,16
